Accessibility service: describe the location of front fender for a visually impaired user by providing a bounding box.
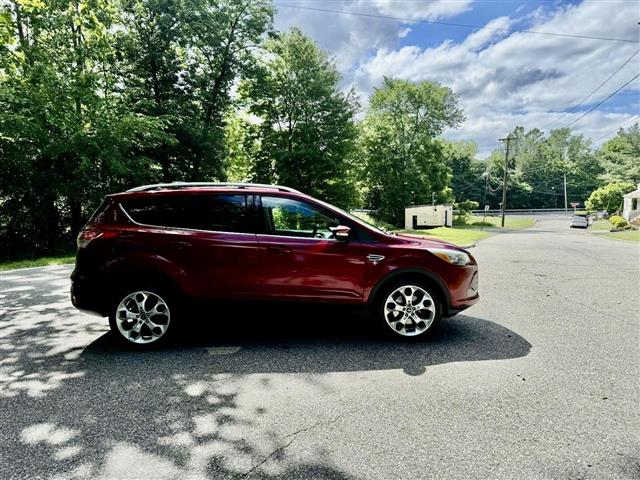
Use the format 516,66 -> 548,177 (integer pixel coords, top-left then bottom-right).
365,266 -> 451,308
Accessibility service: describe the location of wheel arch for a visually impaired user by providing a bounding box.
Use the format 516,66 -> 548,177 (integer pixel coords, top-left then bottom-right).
368,268 -> 451,310
99,255 -> 187,308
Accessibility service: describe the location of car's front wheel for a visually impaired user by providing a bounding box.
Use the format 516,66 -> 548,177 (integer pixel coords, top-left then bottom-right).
108,286 -> 176,348
378,282 -> 442,339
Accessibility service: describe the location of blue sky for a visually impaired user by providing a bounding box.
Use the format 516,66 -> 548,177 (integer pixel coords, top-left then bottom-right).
274,0 -> 640,157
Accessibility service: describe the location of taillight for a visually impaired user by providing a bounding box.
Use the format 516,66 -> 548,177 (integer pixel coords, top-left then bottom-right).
77,229 -> 118,249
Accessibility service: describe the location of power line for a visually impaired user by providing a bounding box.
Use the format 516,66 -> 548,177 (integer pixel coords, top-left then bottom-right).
455,175 -> 486,192
591,115 -> 640,148
542,49 -> 640,131
276,3 -> 640,43
564,73 -> 640,128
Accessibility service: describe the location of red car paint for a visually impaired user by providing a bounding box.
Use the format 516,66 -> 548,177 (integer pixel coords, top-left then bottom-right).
71,186 -> 478,316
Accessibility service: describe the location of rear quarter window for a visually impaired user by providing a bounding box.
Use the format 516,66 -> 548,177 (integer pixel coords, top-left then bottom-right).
121,196 -> 185,228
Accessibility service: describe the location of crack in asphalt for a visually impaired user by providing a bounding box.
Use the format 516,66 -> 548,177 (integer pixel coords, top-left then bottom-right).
237,411 -> 349,478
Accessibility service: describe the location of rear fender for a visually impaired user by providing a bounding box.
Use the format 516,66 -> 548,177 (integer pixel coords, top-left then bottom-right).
100,254 -> 190,296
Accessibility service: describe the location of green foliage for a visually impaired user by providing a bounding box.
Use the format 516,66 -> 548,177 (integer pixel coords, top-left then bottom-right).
608,215 -> 628,230
481,127 -> 601,209
445,141 -> 486,204
597,124 -> 640,184
360,78 -> 464,226
454,199 -> 479,223
456,200 -> 479,213
349,211 -> 395,233
223,113 -> 260,182
585,182 -> 635,214
240,28 -> 359,207
0,253 -> 76,271
0,0 -> 273,258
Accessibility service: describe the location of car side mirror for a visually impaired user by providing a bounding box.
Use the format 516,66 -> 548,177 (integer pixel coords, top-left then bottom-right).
330,225 -> 351,242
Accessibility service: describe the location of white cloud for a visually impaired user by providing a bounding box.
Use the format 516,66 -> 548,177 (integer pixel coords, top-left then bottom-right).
370,0 -> 473,20
350,0 -> 640,156
274,1 -> 472,73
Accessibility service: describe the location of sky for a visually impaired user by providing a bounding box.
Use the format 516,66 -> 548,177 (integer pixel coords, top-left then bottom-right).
273,0 -> 640,158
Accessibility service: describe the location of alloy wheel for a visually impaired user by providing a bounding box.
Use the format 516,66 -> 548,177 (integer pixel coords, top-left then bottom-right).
115,291 -> 170,344
383,285 -> 436,337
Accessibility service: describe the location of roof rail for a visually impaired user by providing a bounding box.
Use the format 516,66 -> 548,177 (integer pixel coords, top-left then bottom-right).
126,182 -> 301,194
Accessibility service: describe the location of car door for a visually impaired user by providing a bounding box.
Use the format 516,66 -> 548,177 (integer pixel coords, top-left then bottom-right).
256,195 -> 366,302
119,193 -> 260,299
177,193 -> 261,298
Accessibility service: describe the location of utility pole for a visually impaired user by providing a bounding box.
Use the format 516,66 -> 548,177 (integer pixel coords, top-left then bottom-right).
499,136 -> 514,228
562,146 -> 568,213
563,173 -> 568,213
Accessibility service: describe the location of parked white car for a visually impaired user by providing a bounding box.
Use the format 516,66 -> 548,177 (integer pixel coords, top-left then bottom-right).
569,215 -> 589,229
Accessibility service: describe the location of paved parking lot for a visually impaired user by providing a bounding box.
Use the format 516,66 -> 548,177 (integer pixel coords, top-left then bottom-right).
1,216 -> 638,479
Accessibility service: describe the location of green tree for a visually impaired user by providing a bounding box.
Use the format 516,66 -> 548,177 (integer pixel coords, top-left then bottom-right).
483,127 -> 601,209
585,182 -> 635,214
240,28 -> 359,207
223,113 -> 260,182
120,0 -> 273,181
0,0 -> 273,258
360,78 -> 464,225
0,0 -> 168,257
597,123 -> 640,184
444,141 -> 486,205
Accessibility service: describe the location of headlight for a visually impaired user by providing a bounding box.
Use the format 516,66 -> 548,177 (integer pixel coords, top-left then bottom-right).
427,248 -> 472,266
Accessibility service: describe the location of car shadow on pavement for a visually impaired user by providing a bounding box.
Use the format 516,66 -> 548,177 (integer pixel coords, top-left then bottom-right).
84,304 -> 532,377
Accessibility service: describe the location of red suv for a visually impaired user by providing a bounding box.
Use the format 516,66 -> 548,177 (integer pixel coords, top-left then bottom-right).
71,183 -> 479,347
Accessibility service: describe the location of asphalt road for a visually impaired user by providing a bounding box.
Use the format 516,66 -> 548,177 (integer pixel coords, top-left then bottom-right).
1,216 -> 638,480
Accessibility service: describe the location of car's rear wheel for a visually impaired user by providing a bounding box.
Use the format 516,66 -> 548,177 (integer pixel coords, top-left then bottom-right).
378,282 -> 442,339
108,286 -> 177,348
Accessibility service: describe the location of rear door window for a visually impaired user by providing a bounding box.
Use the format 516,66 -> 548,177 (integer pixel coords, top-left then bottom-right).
181,194 -> 249,233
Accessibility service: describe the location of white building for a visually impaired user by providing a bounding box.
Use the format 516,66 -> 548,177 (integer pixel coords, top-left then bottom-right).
405,204 -> 453,230
622,183 -> 640,224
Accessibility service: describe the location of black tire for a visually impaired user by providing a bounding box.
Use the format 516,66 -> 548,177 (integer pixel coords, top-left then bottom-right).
108,282 -> 180,349
376,280 -> 443,341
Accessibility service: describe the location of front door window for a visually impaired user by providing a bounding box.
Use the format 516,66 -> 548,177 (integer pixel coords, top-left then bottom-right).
261,196 -> 339,239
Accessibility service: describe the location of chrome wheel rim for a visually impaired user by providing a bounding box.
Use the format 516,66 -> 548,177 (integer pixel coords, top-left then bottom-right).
115,291 -> 170,344
384,285 -> 436,337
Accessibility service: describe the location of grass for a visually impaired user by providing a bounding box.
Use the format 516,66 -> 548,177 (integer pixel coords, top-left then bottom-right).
601,229 -> 640,243
397,214 -> 534,246
396,227 -> 491,246
454,215 -> 535,230
0,253 -> 76,272
590,219 -> 612,231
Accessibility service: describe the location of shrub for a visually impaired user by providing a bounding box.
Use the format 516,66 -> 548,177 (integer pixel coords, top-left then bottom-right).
610,216 -> 628,230
454,200 -> 479,224
586,182 -> 635,214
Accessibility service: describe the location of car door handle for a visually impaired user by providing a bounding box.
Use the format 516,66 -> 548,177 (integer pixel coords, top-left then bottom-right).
266,246 -> 291,255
